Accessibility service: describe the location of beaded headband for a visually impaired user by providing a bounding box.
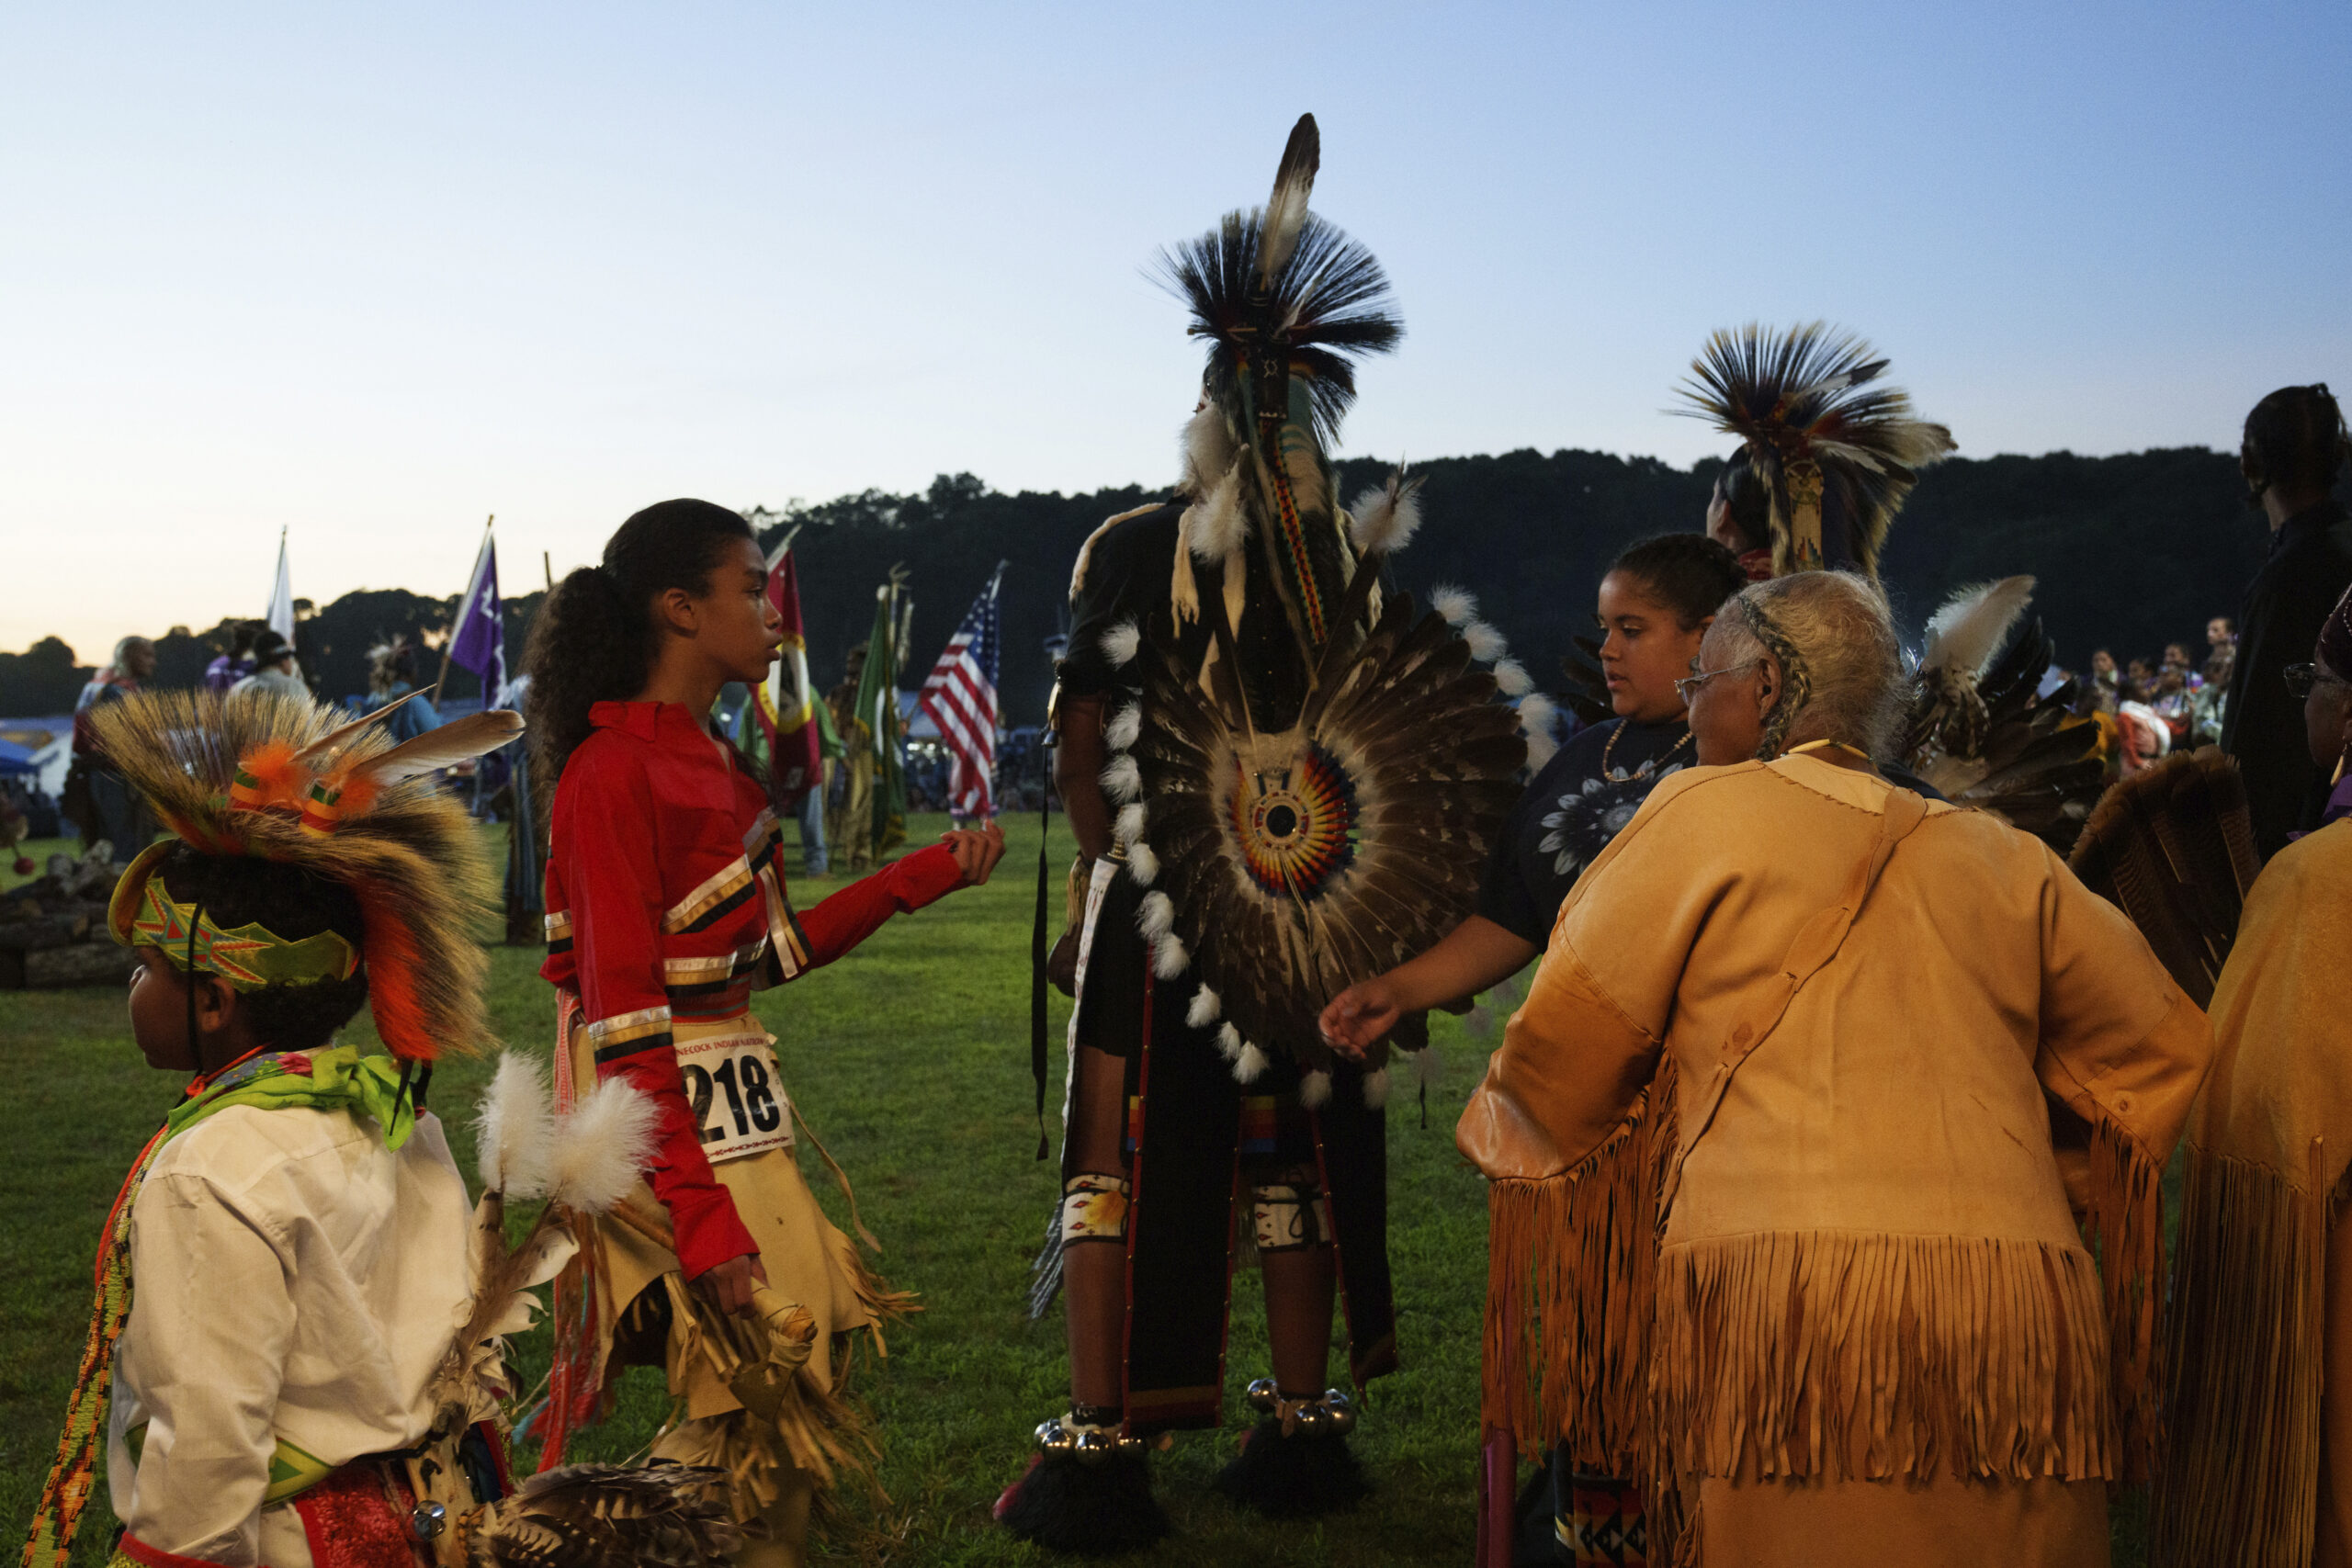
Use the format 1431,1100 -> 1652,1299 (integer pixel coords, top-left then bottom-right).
107,840 -> 358,990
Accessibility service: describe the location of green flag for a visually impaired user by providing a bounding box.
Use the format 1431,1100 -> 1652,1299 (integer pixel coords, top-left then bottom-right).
856,582 -> 908,856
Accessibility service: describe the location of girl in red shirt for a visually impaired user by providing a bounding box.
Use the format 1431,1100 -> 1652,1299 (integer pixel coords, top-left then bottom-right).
523,499 -> 1002,1566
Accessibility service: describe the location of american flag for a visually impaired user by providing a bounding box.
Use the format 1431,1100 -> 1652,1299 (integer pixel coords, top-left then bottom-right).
920,565 -> 1005,820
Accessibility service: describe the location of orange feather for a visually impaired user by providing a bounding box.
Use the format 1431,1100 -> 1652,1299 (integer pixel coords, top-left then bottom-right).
232,741 -> 313,813
356,881 -> 435,1062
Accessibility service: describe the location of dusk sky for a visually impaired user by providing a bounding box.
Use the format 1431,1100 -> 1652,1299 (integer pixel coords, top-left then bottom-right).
5,2 -> 2346,659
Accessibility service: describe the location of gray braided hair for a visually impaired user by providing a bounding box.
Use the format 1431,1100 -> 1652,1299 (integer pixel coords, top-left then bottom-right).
1714,572 -> 1905,761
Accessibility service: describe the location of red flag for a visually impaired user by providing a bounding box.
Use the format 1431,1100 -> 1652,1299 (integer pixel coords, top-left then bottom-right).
753,540 -> 825,809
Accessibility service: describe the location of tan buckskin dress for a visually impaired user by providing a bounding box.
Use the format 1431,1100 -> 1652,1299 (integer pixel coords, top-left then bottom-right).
2155,816 -> 2352,1568
1459,751 -> 2211,1567
560,1010 -> 904,1551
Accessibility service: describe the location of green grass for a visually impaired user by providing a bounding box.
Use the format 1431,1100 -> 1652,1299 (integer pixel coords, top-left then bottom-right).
0,811 -> 2171,1564
0,812 -> 1489,1566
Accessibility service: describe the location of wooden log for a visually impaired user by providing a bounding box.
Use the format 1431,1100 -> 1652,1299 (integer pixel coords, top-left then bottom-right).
22,942 -> 136,988
0,914 -> 89,951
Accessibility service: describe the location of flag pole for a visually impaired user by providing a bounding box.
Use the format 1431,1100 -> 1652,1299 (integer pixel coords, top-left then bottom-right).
435,514 -> 493,699
763,523 -> 803,570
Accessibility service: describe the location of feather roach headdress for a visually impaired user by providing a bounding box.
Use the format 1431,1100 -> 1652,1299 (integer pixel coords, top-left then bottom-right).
1675,322 -> 1955,579
1157,113 -> 1402,654
93,687 -> 520,1061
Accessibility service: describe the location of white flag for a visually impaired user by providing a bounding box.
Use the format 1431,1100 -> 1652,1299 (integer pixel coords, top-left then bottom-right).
265,529 -> 295,641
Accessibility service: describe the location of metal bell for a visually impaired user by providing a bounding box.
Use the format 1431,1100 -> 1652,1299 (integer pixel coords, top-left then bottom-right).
1071,1427 -> 1115,1466
410,1500 -> 448,1543
1292,1401 -> 1331,1435
1246,1377 -> 1280,1414
1323,1387 -> 1359,1435
1035,1416 -> 1076,1455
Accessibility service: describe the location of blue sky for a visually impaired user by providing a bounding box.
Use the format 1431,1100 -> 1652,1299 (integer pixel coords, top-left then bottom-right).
4,2 -> 2346,656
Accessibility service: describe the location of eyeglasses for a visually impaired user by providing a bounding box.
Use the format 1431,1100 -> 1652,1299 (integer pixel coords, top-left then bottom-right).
2285,662 -> 2346,701
1675,660 -> 1760,705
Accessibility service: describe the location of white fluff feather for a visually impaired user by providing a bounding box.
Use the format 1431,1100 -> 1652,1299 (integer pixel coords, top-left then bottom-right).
1216,1021 -> 1243,1061
1347,475 -> 1425,556
1921,576 -> 2036,681
1180,403 -> 1238,492
1114,802 -> 1146,848
1414,1045 -> 1442,1090
1105,704 -> 1142,752
1363,1067 -> 1392,1109
1430,585 -> 1477,626
1491,658 -> 1532,697
1136,890 -> 1175,942
474,1053 -> 555,1201
1127,840 -> 1160,886
1100,754 -> 1142,804
1519,692 -> 1559,770
1189,986 -> 1223,1029
1463,620 -> 1506,662
1234,1043 -> 1271,1084
549,1079 -> 662,1215
1101,619 -> 1141,669
1189,463 -> 1248,562
1152,933 -> 1189,980
1300,1069 -> 1332,1109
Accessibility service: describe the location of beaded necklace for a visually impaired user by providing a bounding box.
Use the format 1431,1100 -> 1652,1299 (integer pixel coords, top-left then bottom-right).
1600,719 -> 1694,784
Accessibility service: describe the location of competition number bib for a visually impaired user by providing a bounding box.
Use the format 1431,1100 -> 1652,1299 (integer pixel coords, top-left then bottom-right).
677,1031 -> 794,1165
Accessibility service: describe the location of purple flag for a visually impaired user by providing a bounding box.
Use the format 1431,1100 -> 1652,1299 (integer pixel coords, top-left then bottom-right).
449,532 -> 505,697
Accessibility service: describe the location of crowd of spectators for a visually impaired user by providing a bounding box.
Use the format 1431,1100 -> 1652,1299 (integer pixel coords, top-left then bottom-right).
2074,616 -> 2238,773
2066,383 -> 2352,860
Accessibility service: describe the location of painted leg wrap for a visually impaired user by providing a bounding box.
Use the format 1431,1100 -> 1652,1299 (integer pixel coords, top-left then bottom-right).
1060,1172 -> 1131,1246
1250,1177 -> 1331,1254
1213,1381 -> 1370,1519
994,1405 -> 1168,1554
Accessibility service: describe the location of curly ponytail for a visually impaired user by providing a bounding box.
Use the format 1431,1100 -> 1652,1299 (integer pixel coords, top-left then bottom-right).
522,498 -> 755,794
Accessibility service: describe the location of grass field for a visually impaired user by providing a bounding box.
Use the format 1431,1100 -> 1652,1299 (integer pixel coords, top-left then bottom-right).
0,812 -> 1492,1566
0,811 -> 2169,1564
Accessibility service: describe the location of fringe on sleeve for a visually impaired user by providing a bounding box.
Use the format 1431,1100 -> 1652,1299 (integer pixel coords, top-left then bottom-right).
1481,1054 -> 1676,1476
2080,1110 -> 2170,1483
2152,1142 -> 2352,1568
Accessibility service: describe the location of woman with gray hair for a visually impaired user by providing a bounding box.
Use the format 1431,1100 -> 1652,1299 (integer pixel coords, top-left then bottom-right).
1446,570 -> 2212,1563
1680,568 -> 1911,765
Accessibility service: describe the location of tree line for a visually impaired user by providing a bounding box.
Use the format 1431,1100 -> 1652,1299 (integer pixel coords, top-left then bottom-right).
5,446 -> 2323,722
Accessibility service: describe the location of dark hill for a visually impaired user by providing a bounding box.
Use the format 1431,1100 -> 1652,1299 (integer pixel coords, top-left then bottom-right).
8,448 -> 2328,722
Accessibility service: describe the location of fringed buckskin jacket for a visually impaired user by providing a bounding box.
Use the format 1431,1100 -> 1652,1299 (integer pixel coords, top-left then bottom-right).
1460,751 -> 2211,1498
2155,816 -> 2352,1568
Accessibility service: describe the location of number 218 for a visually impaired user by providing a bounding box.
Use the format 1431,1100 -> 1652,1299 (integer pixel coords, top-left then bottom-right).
683,1053 -> 783,1143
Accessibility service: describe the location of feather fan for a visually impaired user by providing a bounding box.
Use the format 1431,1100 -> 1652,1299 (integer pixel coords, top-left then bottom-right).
1922,577 -> 2037,682
1901,592 -> 2106,854
2067,748 -> 2260,1009
1912,576 -> 2038,758
458,1462 -> 741,1567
